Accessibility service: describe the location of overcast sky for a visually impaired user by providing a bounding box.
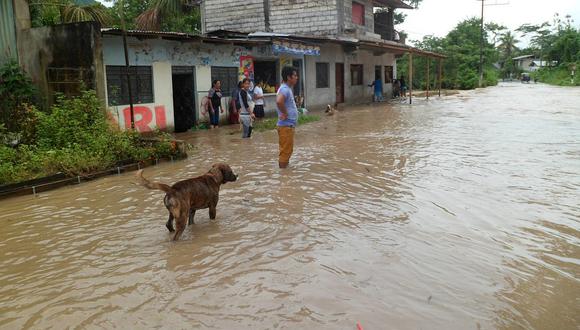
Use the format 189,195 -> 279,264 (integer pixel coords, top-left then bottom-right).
399,0 -> 580,46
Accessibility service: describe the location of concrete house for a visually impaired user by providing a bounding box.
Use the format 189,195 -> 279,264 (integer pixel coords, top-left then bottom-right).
199,0 -> 419,108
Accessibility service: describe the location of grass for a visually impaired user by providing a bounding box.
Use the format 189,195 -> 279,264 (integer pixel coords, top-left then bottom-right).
252,114 -> 321,132
532,63 -> 580,86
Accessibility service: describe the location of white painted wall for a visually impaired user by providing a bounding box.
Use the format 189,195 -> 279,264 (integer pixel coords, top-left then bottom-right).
304,43 -> 396,109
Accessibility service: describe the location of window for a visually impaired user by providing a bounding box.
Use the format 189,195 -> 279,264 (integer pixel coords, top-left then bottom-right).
47,67 -> 94,97
316,62 -> 329,88
352,2 -> 365,26
384,66 -> 393,83
106,66 -> 153,106
350,64 -> 363,85
254,60 -> 278,89
211,66 -> 238,96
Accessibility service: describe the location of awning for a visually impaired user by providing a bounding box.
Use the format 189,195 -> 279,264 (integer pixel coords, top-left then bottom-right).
272,40 -> 320,56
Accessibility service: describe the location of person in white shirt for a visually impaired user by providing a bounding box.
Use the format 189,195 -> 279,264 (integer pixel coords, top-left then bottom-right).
253,81 -> 265,118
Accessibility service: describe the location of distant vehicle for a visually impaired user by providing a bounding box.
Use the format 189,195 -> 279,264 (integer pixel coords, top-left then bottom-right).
521,73 -> 531,83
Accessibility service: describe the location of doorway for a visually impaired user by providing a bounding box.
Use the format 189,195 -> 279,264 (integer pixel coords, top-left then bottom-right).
172,66 -> 195,132
335,63 -> 344,103
375,65 -> 382,80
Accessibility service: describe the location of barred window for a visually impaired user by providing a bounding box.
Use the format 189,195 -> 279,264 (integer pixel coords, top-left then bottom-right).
47,67 -> 94,97
350,64 -> 363,86
384,65 -> 393,83
211,66 -> 238,95
106,66 -> 153,106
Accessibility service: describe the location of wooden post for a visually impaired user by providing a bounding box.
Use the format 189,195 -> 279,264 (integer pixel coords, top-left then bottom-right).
438,58 -> 442,97
409,52 -> 413,104
426,57 -> 430,99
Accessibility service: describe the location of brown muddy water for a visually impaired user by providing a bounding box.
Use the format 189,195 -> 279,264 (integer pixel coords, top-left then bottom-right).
1,83 -> 579,329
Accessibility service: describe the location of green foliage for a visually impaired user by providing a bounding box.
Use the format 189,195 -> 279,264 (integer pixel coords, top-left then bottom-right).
29,0 -> 111,27
532,63 -> 580,86
0,89 -> 185,185
399,18 -> 499,90
252,115 -> 320,132
134,0 -> 201,33
0,61 -> 38,144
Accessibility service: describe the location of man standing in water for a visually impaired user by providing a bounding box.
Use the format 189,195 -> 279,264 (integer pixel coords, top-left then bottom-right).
276,66 -> 299,169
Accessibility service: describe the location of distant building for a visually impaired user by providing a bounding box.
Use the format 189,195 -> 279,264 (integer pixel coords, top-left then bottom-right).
513,55 -> 556,72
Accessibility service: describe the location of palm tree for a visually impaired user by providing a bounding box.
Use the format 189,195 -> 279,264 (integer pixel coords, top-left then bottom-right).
135,0 -> 200,31
30,0 -> 111,27
498,31 -> 519,59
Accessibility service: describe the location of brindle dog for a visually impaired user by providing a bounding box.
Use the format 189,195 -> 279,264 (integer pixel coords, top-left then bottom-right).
136,163 -> 238,241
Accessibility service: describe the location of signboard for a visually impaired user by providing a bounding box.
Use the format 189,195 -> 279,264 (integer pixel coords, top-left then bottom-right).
239,55 -> 254,81
272,40 -> 320,56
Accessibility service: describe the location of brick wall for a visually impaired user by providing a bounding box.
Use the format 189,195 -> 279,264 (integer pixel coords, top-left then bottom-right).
203,0 -> 266,33
269,0 -> 338,35
342,0 -> 375,36
203,0 -> 339,36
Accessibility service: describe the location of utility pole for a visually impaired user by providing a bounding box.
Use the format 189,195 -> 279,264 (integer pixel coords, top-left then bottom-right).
479,0 -> 484,88
119,0 -> 135,129
477,0 -> 509,88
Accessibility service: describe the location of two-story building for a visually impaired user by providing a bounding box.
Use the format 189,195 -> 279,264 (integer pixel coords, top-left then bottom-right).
199,0 -> 422,108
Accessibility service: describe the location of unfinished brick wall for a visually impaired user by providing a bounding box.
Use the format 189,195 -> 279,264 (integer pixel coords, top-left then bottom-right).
269,0 -> 338,36
203,0 -> 266,33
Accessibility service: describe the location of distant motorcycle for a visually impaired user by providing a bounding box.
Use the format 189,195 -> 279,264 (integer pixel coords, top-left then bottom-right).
521,73 -> 531,83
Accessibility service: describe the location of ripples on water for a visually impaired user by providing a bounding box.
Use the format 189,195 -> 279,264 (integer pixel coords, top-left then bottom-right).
1,83 -> 579,329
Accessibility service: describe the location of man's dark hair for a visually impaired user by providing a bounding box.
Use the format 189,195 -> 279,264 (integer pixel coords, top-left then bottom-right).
282,66 -> 298,82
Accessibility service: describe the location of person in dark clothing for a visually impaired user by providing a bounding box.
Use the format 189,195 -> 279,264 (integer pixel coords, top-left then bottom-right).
399,76 -> 407,97
208,80 -> 224,128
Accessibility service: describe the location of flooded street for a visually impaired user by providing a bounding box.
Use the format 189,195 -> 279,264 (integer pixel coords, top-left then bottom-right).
1,83 -> 579,329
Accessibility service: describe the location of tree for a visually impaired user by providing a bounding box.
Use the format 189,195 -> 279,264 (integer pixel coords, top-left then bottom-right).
399,17 -> 499,90
485,22 -> 507,47
134,0 -> 201,33
29,0 -> 111,27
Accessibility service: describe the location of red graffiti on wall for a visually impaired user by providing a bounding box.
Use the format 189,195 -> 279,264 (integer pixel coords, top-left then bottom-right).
122,105 -> 167,131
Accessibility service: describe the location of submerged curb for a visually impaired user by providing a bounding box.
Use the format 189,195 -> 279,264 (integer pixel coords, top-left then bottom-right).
0,140 -> 188,200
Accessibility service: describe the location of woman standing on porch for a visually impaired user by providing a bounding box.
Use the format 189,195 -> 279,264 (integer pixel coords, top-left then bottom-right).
208,80 -> 224,129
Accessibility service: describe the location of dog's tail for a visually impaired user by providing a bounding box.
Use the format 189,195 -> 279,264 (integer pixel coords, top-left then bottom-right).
136,170 -> 174,194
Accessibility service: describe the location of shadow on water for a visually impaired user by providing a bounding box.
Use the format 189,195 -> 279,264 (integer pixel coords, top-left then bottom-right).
1,82 -> 579,329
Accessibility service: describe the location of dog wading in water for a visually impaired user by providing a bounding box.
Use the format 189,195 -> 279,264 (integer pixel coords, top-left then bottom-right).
136,163 -> 238,241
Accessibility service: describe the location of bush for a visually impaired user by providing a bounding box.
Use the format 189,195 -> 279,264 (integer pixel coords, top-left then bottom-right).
0,61 -> 38,144
0,90 -> 185,185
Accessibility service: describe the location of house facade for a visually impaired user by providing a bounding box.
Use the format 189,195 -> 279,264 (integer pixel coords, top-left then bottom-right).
12,1 -> 443,133
199,0 -> 414,110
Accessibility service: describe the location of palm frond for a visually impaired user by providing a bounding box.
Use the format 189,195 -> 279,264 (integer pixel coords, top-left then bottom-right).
62,5 -> 112,25
135,8 -> 162,31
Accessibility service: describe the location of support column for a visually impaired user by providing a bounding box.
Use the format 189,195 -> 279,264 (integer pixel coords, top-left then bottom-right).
426,57 -> 430,99
409,52 -> 413,104
438,58 -> 442,97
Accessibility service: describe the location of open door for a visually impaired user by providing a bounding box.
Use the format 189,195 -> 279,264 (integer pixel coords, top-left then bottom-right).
172,66 -> 195,132
335,63 -> 344,103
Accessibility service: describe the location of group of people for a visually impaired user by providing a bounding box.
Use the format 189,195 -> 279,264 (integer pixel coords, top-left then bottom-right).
369,76 -> 408,101
204,67 -> 299,168
392,76 -> 407,99
205,79 -> 266,135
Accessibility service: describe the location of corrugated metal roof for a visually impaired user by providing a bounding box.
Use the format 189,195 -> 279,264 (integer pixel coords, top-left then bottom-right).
0,0 -> 18,64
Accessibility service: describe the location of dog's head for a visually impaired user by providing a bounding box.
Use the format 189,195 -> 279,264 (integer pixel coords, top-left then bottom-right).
210,163 -> 238,184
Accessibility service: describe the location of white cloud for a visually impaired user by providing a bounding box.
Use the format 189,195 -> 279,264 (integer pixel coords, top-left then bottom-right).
399,0 -> 580,46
